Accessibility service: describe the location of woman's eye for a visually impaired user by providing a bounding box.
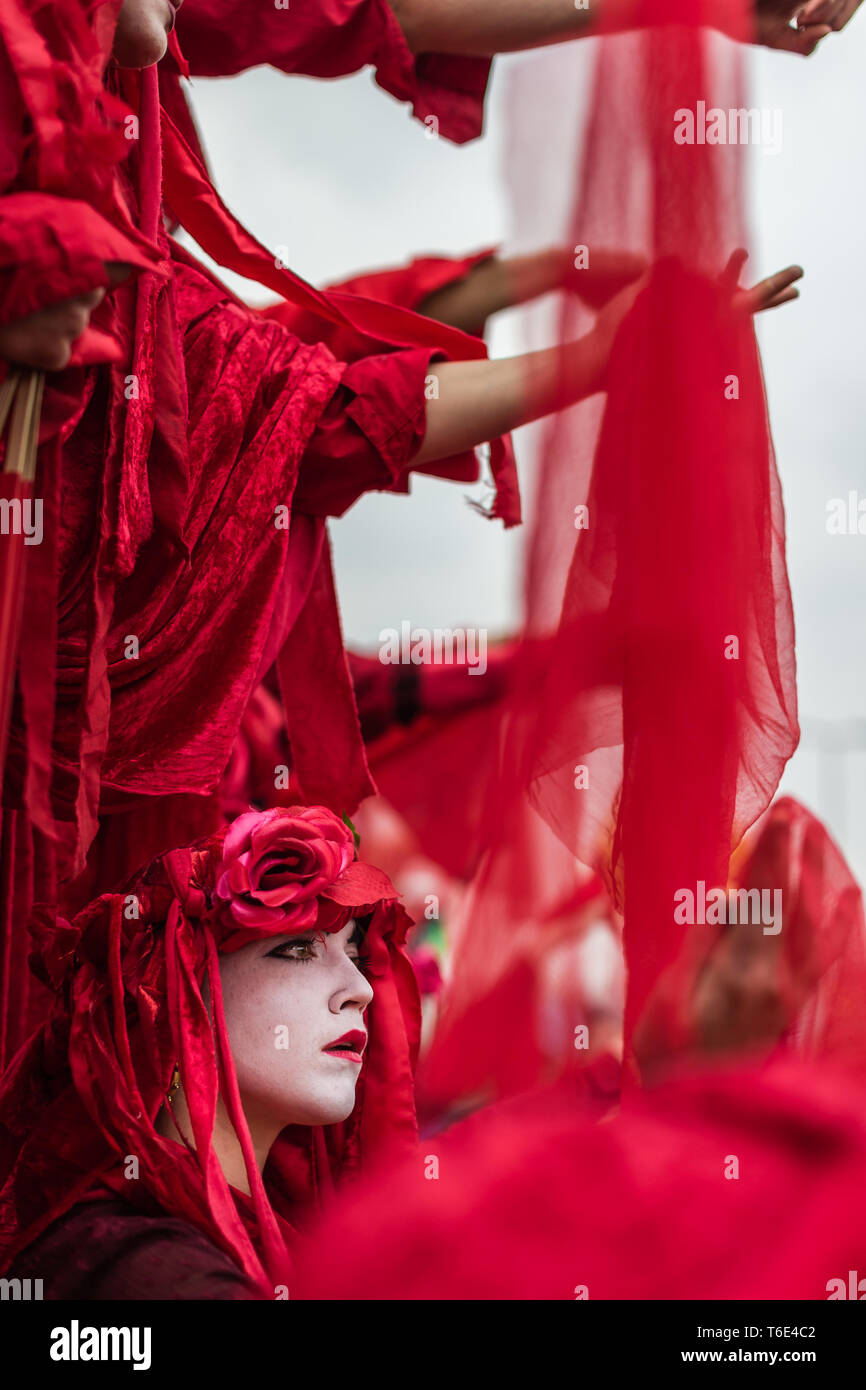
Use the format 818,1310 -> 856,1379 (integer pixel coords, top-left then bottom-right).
272,940 -> 318,962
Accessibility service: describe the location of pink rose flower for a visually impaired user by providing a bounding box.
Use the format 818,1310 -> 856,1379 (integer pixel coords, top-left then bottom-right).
214,806 -> 355,930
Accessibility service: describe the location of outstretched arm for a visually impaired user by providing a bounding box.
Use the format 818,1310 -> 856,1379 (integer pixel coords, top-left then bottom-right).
415,255 -> 803,466
417,246 -> 649,333
390,0 -> 832,56
414,332 -> 607,466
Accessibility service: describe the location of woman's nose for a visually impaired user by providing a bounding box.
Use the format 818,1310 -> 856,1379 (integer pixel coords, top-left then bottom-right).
338,963 -> 374,1011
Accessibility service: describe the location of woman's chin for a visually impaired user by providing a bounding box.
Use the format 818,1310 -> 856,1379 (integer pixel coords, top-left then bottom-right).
290,1088 -> 359,1128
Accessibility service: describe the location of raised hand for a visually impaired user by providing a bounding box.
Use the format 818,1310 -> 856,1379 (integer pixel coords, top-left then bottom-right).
754,0 -> 832,51
721,248 -> 804,313
795,0 -> 864,29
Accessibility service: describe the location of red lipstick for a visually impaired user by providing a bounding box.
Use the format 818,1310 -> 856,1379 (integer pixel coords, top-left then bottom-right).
322,1030 -> 366,1065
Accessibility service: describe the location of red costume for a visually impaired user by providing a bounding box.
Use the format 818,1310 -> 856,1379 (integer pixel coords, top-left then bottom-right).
0,2 -> 519,1064
295,1056 -> 866,1300
170,0 -> 492,148
0,805 -> 421,1296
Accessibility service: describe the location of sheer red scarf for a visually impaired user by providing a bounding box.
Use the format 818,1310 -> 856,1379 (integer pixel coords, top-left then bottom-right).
417,5 -> 799,1107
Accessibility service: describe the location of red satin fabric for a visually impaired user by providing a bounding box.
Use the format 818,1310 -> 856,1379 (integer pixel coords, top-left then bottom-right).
172,0 -> 492,147
0,816 -> 421,1294
262,249 -> 498,365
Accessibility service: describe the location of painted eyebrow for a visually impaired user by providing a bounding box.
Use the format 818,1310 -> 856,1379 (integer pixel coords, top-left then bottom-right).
267,927 -> 364,954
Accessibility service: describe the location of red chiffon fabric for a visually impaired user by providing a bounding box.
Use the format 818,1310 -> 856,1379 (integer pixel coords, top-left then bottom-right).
0,808 -> 421,1295
411,5 -> 799,1103
741,799 -> 866,1074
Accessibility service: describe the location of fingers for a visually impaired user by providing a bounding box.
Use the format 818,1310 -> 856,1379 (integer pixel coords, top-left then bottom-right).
759,285 -> 800,311
798,0 -> 862,28
721,248 -> 749,293
736,264 -> 804,314
0,323 -> 72,372
756,263 -> 804,298
722,253 -> 803,315
796,0 -> 840,19
70,287 -> 106,314
52,294 -> 102,339
0,288 -> 106,371
761,18 -> 832,50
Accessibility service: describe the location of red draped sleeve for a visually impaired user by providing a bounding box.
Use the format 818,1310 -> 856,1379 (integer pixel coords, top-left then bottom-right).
326,251 -> 497,313
260,248 -> 498,363
0,192 -> 165,328
175,0 -> 492,144
295,347 -> 480,518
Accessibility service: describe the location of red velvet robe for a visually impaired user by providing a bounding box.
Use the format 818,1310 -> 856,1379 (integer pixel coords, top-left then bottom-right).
0,7 -> 518,1065
6,1196 -> 261,1300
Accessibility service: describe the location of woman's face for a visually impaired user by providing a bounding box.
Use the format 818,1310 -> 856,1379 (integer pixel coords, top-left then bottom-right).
112,0 -> 182,69
218,920 -> 375,1130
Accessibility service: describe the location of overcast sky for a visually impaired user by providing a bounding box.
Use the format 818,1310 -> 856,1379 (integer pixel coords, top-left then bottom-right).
177,23 -> 866,885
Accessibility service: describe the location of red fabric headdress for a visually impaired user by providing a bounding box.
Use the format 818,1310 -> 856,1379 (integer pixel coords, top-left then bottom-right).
0,806 -> 420,1294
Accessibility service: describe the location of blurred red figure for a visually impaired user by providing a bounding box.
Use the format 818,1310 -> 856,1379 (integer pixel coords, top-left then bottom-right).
294,1057 -> 866,1300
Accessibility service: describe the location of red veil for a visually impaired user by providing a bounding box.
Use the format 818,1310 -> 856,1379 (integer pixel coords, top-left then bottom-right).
733,796 -> 866,1072
0,806 -> 420,1294
408,0 -> 801,1103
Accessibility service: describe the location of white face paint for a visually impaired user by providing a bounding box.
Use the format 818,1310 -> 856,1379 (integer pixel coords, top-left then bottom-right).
217,919 -> 374,1131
